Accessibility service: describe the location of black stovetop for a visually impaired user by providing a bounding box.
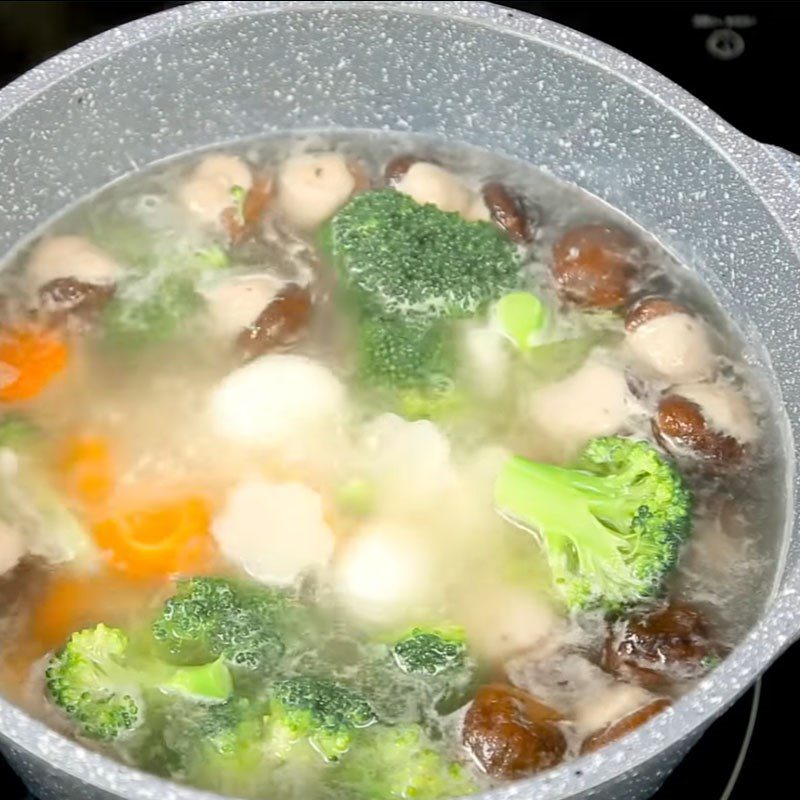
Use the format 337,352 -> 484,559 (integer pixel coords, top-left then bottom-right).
0,3 -> 797,799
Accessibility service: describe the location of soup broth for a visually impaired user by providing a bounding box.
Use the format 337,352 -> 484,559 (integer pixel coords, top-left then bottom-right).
0,132 -> 786,800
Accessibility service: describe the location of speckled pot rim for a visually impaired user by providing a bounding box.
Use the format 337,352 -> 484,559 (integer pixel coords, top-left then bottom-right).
0,3 -> 798,800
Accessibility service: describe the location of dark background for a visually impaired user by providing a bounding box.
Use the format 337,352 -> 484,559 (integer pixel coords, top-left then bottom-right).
0,2 -> 796,798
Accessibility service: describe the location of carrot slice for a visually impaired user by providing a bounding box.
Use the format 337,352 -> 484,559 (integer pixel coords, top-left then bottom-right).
31,571 -> 160,650
57,434 -> 115,508
0,327 -> 69,402
93,496 -> 214,578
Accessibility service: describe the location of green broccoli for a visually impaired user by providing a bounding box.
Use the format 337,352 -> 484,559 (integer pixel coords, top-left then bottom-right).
151,577 -> 288,672
127,693 -> 272,797
179,698 -> 272,795
388,625 -> 480,715
267,676 -> 377,762
90,211 -> 230,349
358,316 -> 453,390
337,724 -> 476,800
323,189 -> 521,321
0,414 -> 39,449
102,273 -> 202,348
357,316 -> 465,419
391,626 -> 467,677
493,436 -> 692,610
45,624 -> 233,741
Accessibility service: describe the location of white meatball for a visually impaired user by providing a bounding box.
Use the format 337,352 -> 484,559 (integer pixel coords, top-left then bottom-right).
201,274 -> 284,338
627,313 -> 715,383
210,354 -> 346,449
462,585 -> 561,661
395,162 -> 487,221
25,235 -> 122,294
574,682 -> 657,738
529,361 -> 636,459
335,520 -> 434,622
178,154 -> 253,226
277,153 -> 355,230
0,520 -> 25,576
673,381 -> 758,444
212,479 -> 334,585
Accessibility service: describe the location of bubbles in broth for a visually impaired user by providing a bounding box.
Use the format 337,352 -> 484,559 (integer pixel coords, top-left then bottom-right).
0,132 -> 786,800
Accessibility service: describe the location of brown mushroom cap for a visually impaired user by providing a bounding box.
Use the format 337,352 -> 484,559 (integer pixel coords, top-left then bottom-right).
237,283 -> 312,360
580,698 -> 671,755
38,277 -> 116,323
384,154 -> 424,185
221,175 -> 273,245
462,684 -> 566,779
602,603 -> 721,690
482,182 -> 533,244
348,159 -> 373,194
552,224 -> 639,310
653,393 -> 745,466
624,297 -> 687,332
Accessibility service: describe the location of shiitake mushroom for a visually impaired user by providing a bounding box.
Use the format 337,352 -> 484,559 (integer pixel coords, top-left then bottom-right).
552,224 -> 639,310
462,684 -> 566,779
580,698 -> 671,755
653,384 -> 756,468
482,182 -> 534,244
237,283 -> 312,360
602,603 -> 722,690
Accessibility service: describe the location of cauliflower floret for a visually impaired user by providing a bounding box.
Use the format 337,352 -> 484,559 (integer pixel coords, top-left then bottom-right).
626,313 -> 715,383
210,354 -> 346,449
178,154 -> 253,226
528,361 -> 637,460
201,274 -> 284,338
335,520 -> 435,623
360,413 -> 456,514
25,236 -> 122,294
395,162 -> 489,222
0,519 -> 24,576
277,153 -> 355,230
212,479 -> 334,585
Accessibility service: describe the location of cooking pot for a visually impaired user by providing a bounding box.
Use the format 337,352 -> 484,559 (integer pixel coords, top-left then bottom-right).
1,2 -> 798,799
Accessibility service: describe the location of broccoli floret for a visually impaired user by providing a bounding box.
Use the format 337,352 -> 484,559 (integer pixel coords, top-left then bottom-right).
337,724 -> 476,800
151,577 -> 288,672
391,626 -> 467,676
387,625 -> 480,715
0,414 -> 39,449
102,273 -> 202,348
129,694 -> 271,796
493,436 -> 692,610
267,676 -> 377,762
181,698 -> 270,795
357,316 -> 465,419
45,624 -> 233,741
323,189 -> 521,321
358,316 -> 454,390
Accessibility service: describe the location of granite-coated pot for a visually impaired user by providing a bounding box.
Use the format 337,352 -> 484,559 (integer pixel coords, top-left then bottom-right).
1,3 -> 799,799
